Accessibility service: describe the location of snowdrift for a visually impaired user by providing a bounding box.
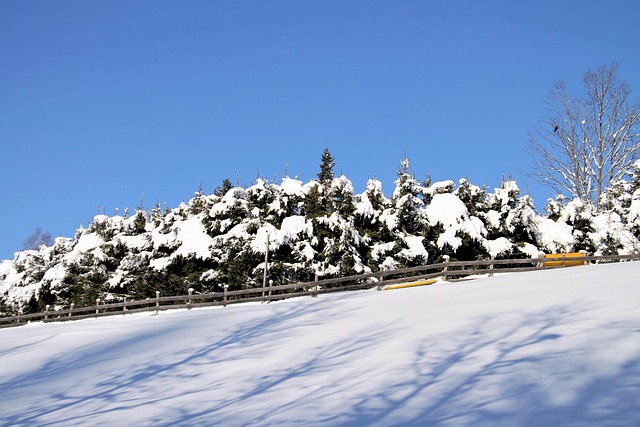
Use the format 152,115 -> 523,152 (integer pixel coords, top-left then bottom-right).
1,262 -> 639,426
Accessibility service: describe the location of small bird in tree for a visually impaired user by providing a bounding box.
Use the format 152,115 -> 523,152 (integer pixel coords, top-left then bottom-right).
553,125 -> 559,133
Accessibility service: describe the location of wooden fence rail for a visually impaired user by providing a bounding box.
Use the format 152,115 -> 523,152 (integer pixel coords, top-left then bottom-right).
1,253 -> 638,328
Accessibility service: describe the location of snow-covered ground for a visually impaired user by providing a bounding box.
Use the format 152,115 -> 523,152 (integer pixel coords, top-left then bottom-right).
1,262 -> 639,426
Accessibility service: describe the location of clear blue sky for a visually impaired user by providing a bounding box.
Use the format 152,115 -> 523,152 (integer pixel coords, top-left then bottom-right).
2,0 -> 639,261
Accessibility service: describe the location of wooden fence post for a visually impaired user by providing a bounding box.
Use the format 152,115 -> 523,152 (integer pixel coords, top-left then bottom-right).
95,298 -> 101,317
44,305 -> 50,320
223,284 -> 229,307
377,269 -> 385,291
155,291 -> 160,315
443,255 -> 450,278
187,288 -> 194,309
489,256 -> 495,277
268,279 -> 273,301
580,250 -> 588,265
69,303 -> 74,318
123,296 -> 127,314
262,232 -> 270,303
313,274 -> 318,298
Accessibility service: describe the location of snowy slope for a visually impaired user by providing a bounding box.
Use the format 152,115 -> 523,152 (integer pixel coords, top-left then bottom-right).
1,262 -> 639,426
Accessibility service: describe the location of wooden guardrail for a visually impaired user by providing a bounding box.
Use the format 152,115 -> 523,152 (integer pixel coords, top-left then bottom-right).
1,253 -> 638,328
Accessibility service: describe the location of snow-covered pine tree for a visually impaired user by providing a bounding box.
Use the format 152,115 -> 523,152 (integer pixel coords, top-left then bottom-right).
303,182 -> 323,219
354,179 -> 392,243
455,179 -> 489,217
331,176 -> 356,218
392,158 -> 425,235
560,199 -> 595,253
317,148 -> 335,184
151,200 -> 164,227
189,183 -> 209,215
214,178 -> 234,197
626,161 -> 640,238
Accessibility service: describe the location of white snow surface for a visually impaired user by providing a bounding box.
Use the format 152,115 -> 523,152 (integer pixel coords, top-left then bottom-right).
280,176 -> 305,196
1,262 -> 639,426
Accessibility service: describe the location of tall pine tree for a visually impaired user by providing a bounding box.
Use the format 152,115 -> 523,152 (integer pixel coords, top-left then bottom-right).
317,148 -> 335,184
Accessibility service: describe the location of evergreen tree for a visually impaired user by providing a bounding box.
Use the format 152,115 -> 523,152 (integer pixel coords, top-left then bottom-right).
626,161 -> 640,238
545,194 -> 567,222
392,158 -> 425,235
214,178 -> 234,197
317,148 -> 335,184
303,183 -> 324,219
562,199 -> 596,253
151,200 -> 164,226
354,179 -> 392,243
133,209 -> 146,235
455,179 -> 488,217
189,183 -> 208,215
331,176 -> 356,218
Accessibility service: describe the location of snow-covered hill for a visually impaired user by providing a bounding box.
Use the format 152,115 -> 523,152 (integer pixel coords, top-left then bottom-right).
1,262 -> 639,426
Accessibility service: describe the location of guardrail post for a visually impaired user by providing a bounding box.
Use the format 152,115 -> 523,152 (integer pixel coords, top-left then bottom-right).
45,304 -> 50,320
155,291 -> 160,315
69,303 -> 74,318
187,288 -> 193,309
96,298 -> 101,317
223,284 -> 229,307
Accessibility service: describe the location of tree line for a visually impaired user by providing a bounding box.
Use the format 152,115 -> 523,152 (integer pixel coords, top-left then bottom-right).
2,63 -> 640,316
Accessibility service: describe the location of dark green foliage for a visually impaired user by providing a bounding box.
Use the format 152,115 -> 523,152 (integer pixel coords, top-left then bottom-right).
393,158 -> 424,235
303,184 -> 324,219
545,195 -> 566,222
37,284 -> 57,311
151,201 -> 164,226
57,259 -> 108,308
596,232 -> 624,256
332,180 -> 355,218
454,233 -> 489,262
0,296 -> 15,317
225,250 -> 262,290
564,203 -> 596,253
20,293 -> 39,315
456,180 -> 488,216
493,244 -> 537,269
317,148 -> 335,184
133,210 -> 146,235
214,178 -> 234,197
101,241 -> 128,272
90,217 -> 115,240
189,183 -> 208,215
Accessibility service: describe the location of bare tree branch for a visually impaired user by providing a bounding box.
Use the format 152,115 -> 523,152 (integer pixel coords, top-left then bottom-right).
526,63 -> 640,208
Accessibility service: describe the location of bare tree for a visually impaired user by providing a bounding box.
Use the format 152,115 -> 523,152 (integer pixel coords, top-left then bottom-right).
527,63 -> 640,207
23,227 -> 53,250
